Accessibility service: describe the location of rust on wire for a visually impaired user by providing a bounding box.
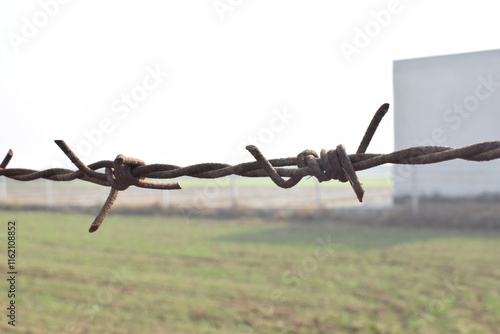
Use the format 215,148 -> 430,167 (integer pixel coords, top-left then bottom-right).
1,103 -> 499,233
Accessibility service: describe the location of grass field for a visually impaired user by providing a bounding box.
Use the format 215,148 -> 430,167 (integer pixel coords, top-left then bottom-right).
1,210 -> 500,333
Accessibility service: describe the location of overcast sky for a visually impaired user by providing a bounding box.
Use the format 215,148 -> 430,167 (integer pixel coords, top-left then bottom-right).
1,1 -> 500,170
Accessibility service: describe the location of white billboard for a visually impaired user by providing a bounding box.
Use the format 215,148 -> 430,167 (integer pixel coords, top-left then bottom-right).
393,49 -> 500,198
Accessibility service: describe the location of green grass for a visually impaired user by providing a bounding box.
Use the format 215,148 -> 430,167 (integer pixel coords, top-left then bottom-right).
0,211 -> 499,333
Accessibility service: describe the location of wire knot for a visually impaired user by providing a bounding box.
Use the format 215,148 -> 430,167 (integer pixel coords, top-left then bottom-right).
296,145 -> 364,201
246,144 -> 365,202
106,155 -> 146,191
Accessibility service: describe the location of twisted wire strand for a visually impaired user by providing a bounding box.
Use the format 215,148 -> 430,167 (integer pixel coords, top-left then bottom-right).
1,103 -> 499,232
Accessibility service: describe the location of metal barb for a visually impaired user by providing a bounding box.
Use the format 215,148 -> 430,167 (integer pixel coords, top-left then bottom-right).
2,103 -> 500,233
357,103 -> 389,154
89,187 -> 118,233
0,149 -> 13,169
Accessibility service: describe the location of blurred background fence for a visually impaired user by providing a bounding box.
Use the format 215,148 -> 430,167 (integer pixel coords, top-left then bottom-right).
0,169 -> 392,213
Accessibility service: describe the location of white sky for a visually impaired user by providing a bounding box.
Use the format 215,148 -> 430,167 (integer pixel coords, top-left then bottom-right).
1,0 -> 499,170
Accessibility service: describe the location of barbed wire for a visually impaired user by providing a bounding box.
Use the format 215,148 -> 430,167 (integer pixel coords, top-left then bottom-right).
2,103 -> 500,233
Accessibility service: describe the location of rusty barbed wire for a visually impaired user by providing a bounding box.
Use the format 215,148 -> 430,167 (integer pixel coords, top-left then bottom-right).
2,103 -> 500,233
